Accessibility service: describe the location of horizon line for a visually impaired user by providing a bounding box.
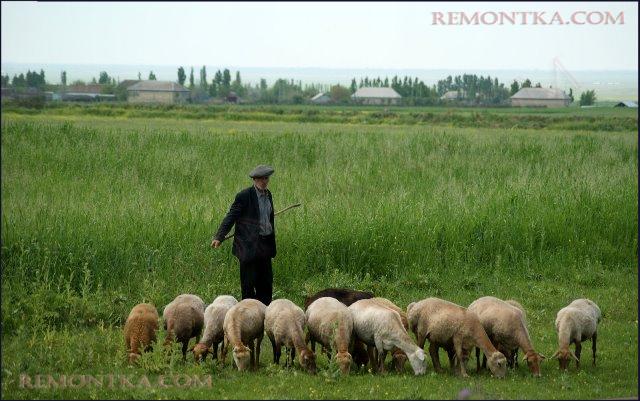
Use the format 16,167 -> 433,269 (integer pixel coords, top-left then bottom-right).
1,62 -> 638,73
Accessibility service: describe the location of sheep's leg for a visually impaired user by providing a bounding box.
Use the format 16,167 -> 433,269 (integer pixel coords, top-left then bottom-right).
575,342 -> 582,370
446,346 -> 456,370
249,340 -> 256,370
453,338 -> 468,378
475,347 -> 481,372
416,332 -> 427,351
428,343 -> 443,373
377,350 -> 388,374
274,343 -> 282,365
255,334 -> 263,369
592,332 -> 597,366
212,342 -> 219,360
290,347 -> 296,368
220,338 -> 228,367
181,341 -> 188,361
367,345 -> 377,372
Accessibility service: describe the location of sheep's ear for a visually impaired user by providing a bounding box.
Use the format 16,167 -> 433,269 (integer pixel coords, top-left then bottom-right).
417,350 -> 425,361
550,351 -> 560,359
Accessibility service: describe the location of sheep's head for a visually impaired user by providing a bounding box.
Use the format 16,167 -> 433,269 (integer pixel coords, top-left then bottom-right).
487,351 -> 507,378
299,348 -> 317,374
192,343 -> 212,363
392,349 -> 408,373
408,348 -> 426,376
523,350 -> 545,377
128,352 -> 141,364
232,345 -> 251,371
335,351 -> 352,375
551,349 -> 578,370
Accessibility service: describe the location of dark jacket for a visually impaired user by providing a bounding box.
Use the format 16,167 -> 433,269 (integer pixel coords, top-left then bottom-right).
214,186 -> 276,263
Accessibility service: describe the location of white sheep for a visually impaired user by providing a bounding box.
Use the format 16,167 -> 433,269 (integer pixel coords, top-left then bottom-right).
265,298 -> 317,374
368,297 -> 409,373
192,295 -> 238,363
305,297 -> 353,374
221,298 -> 267,371
552,298 -> 601,370
162,294 -> 205,359
504,299 -> 527,368
407,297 -> 507,378
468,296 -> 545,377
349,298 -> 426,375
124,303 -> 159,364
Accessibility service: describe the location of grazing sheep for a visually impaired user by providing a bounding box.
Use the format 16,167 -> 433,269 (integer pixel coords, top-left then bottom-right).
407,297 -> 507,378
552,298 -> 601,371
504,299 -> 527,368
468,296 -> 545,377
303,287 -> 374,368
305,297 -> 353,374
369,297 -> 409,373
192,295 -> 238,363
349,299 -> 426,375
163,294 -> 205,359
266,299 -> 317,374
221,298 -> 267,371
124,303 -> 159,364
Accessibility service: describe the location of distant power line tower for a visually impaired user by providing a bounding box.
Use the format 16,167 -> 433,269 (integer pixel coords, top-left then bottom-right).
553,57 -> 580,91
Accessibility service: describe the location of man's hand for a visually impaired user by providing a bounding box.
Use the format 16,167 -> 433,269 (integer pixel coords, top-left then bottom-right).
211,239 -> 221,248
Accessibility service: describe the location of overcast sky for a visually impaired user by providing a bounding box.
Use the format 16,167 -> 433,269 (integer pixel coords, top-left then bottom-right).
1,1 -> 637,71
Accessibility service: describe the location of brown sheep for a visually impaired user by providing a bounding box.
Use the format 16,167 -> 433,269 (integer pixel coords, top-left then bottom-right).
163,294 -> 205,359
124,303 -> 159,364
265,299 -> 317,374
468,296 -> 545,377
221,298 -> 267,371
303,287 -> 374,368
407,297 -> 507,378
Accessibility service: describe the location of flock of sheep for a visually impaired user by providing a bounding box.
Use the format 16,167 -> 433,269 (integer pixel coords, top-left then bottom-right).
123,288 -> 601,378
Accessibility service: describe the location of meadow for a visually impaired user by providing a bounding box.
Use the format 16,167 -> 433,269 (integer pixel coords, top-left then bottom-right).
0,106 -> 637,399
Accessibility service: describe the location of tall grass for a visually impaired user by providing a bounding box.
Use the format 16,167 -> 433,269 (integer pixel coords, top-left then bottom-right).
1,114 -> 637,399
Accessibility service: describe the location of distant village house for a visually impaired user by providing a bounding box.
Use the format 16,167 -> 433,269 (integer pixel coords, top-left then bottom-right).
510,88 -> 571,107
351,87 -> 402,105
127,80 -> 190,104
310,92 -> 331,104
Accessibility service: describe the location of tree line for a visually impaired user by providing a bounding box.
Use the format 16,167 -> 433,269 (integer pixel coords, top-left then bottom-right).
1,68 -> 595,106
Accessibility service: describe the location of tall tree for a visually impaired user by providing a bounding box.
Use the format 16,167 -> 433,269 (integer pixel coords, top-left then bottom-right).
61,71 -> 67,86
579,90 -> 596,106
510,80 -> 519,95
350,78 -> 357,94
568,88 -> 574,103
177,66 -> 186,85
148,71 -> 157,80
199,65 -> 208,89
98,71 -> 111,84
522,79 -> 532,88
138,72 -> 142,80
189,67 -> 195,89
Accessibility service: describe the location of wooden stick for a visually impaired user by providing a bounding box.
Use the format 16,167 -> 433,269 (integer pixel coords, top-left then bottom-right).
221,203 -> 301,242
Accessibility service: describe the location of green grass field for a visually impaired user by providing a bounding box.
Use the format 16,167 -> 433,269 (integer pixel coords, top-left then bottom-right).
1,107 -> 637,399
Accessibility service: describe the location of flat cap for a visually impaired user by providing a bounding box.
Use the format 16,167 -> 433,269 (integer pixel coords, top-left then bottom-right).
249,164 -> 275,178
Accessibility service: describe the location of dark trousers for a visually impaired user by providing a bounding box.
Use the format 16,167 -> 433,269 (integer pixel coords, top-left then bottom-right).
239,257 -> 273,306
